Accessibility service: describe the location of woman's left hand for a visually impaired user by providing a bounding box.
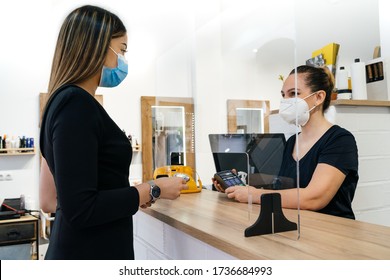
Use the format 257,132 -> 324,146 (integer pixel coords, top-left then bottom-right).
225,186 -> 259,203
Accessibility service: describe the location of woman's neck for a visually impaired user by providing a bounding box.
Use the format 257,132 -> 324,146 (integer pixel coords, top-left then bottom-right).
300,113 -> 333,140
75,72 -> 100,96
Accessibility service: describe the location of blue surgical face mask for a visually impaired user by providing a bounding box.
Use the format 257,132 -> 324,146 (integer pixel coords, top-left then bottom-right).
99,47 -> 128,88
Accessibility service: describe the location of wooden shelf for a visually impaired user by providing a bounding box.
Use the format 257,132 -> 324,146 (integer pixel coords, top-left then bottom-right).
0,148 -> 35,156
270,99 -> 390,115
331,99 -> 390,107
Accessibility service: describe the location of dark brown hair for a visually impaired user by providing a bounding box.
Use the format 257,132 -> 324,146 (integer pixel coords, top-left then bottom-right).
290,65 -> 335,112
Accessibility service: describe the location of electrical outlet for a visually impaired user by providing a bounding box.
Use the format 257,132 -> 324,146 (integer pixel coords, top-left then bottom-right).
5,172 -> 13,181
0,172 -> 13,181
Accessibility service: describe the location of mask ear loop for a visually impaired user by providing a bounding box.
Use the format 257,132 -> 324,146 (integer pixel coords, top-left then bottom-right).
303,91 -> 319,115
108,46 -> 119,55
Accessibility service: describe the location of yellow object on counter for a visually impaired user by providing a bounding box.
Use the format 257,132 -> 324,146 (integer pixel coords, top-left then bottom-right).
153,165 -> 202,193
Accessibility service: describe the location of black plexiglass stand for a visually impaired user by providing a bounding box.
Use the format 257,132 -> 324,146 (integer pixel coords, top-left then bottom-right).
245,193 -> 297,237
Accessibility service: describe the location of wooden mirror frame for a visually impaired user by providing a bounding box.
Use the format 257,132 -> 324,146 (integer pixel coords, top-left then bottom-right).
141,96 -> 195,182
227,99 -> 270,133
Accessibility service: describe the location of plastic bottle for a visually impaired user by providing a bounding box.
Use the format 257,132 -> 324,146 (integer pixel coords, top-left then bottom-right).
5,135 -> 11,152
0,135 -> 5,153
351,58 -> 368,100
20,194 -> 25,210
11,136 -> 19,149
337,66 -> 349,90
2,134 -> 7,149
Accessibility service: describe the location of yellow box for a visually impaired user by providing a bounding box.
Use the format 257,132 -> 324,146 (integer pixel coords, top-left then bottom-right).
312,43 -> 340,66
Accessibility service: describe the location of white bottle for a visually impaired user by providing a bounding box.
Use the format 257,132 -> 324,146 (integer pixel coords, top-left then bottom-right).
11,136 -> 19,148
351,58 -> 368,100
337,66 -> 349,90
5,136 -> 11,152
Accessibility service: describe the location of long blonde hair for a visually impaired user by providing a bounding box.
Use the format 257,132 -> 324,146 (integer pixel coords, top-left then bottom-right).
44,5 -> 126,109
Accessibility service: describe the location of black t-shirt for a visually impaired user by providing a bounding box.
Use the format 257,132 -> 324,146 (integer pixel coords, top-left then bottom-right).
40,85 -> 139,259
278,125 -> 359,219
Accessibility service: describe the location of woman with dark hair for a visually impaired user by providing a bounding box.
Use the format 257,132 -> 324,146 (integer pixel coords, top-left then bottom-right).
218,65 -> 359,219
39,5 -> 187,260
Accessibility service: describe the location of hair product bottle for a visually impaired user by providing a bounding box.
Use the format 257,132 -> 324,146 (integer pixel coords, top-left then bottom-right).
337,66 -> 349,90
351,58 -> 368,100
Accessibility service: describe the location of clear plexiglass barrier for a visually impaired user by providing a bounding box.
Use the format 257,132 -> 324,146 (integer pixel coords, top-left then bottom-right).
137,0 -> 382,240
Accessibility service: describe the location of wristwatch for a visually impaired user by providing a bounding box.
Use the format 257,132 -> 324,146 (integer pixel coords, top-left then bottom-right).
148,180 -> 161,203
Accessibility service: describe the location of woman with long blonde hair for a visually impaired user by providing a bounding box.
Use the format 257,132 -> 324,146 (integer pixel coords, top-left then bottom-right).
40,5 -> 187,260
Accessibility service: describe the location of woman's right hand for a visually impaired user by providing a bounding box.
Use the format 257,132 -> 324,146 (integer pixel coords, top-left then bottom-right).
211,177 -> 225,193
155,176 -> 188,200
211,168 -> 238,193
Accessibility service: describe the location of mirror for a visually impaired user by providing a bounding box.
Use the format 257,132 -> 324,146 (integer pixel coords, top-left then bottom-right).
235,108 -> 264,134
227,99 -> 270,133
152,105 -> 185,167
141,96 -> 195,182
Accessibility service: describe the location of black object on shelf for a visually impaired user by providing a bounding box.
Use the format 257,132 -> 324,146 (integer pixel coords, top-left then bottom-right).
0,211 -> 20,220
245,193 -> 297,237
1,198 -> 25,219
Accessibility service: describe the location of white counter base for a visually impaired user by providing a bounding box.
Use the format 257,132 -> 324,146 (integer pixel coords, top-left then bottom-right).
134,211 -> 237,260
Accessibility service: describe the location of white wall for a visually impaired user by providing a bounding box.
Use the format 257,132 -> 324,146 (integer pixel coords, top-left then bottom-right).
295,0 -> 380,70
0,0 -> 57,208
0,0 -> 387,226
337,106 -> 390,226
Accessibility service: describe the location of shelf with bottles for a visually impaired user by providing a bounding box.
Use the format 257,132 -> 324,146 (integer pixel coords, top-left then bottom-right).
0,135 -> 35,156
0,147 -> 36,156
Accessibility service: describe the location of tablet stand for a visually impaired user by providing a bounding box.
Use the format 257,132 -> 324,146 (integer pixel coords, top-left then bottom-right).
245,193 -> 297,237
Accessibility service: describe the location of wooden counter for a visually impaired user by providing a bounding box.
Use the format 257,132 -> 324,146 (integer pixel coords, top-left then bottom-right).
141,190 -> 390,259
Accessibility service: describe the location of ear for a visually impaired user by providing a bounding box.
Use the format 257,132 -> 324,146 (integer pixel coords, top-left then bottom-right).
315,90 -> 326,106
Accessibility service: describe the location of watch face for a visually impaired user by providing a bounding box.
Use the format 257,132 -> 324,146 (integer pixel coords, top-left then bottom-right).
152,186 -> 161,199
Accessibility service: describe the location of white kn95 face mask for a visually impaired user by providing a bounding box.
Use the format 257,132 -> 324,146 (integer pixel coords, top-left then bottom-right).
279,92 -> 317,126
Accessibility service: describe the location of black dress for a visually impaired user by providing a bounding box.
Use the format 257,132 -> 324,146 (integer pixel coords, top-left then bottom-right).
40,85 -> 139,259
278,125 -> 359,219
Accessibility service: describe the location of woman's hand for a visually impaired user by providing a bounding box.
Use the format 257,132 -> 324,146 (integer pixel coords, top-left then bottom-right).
137,177 -> 188,208
211,168 -> 238,193
211,176 -> 225,192
155,176 -> 188,200
225,185 -> 260,203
